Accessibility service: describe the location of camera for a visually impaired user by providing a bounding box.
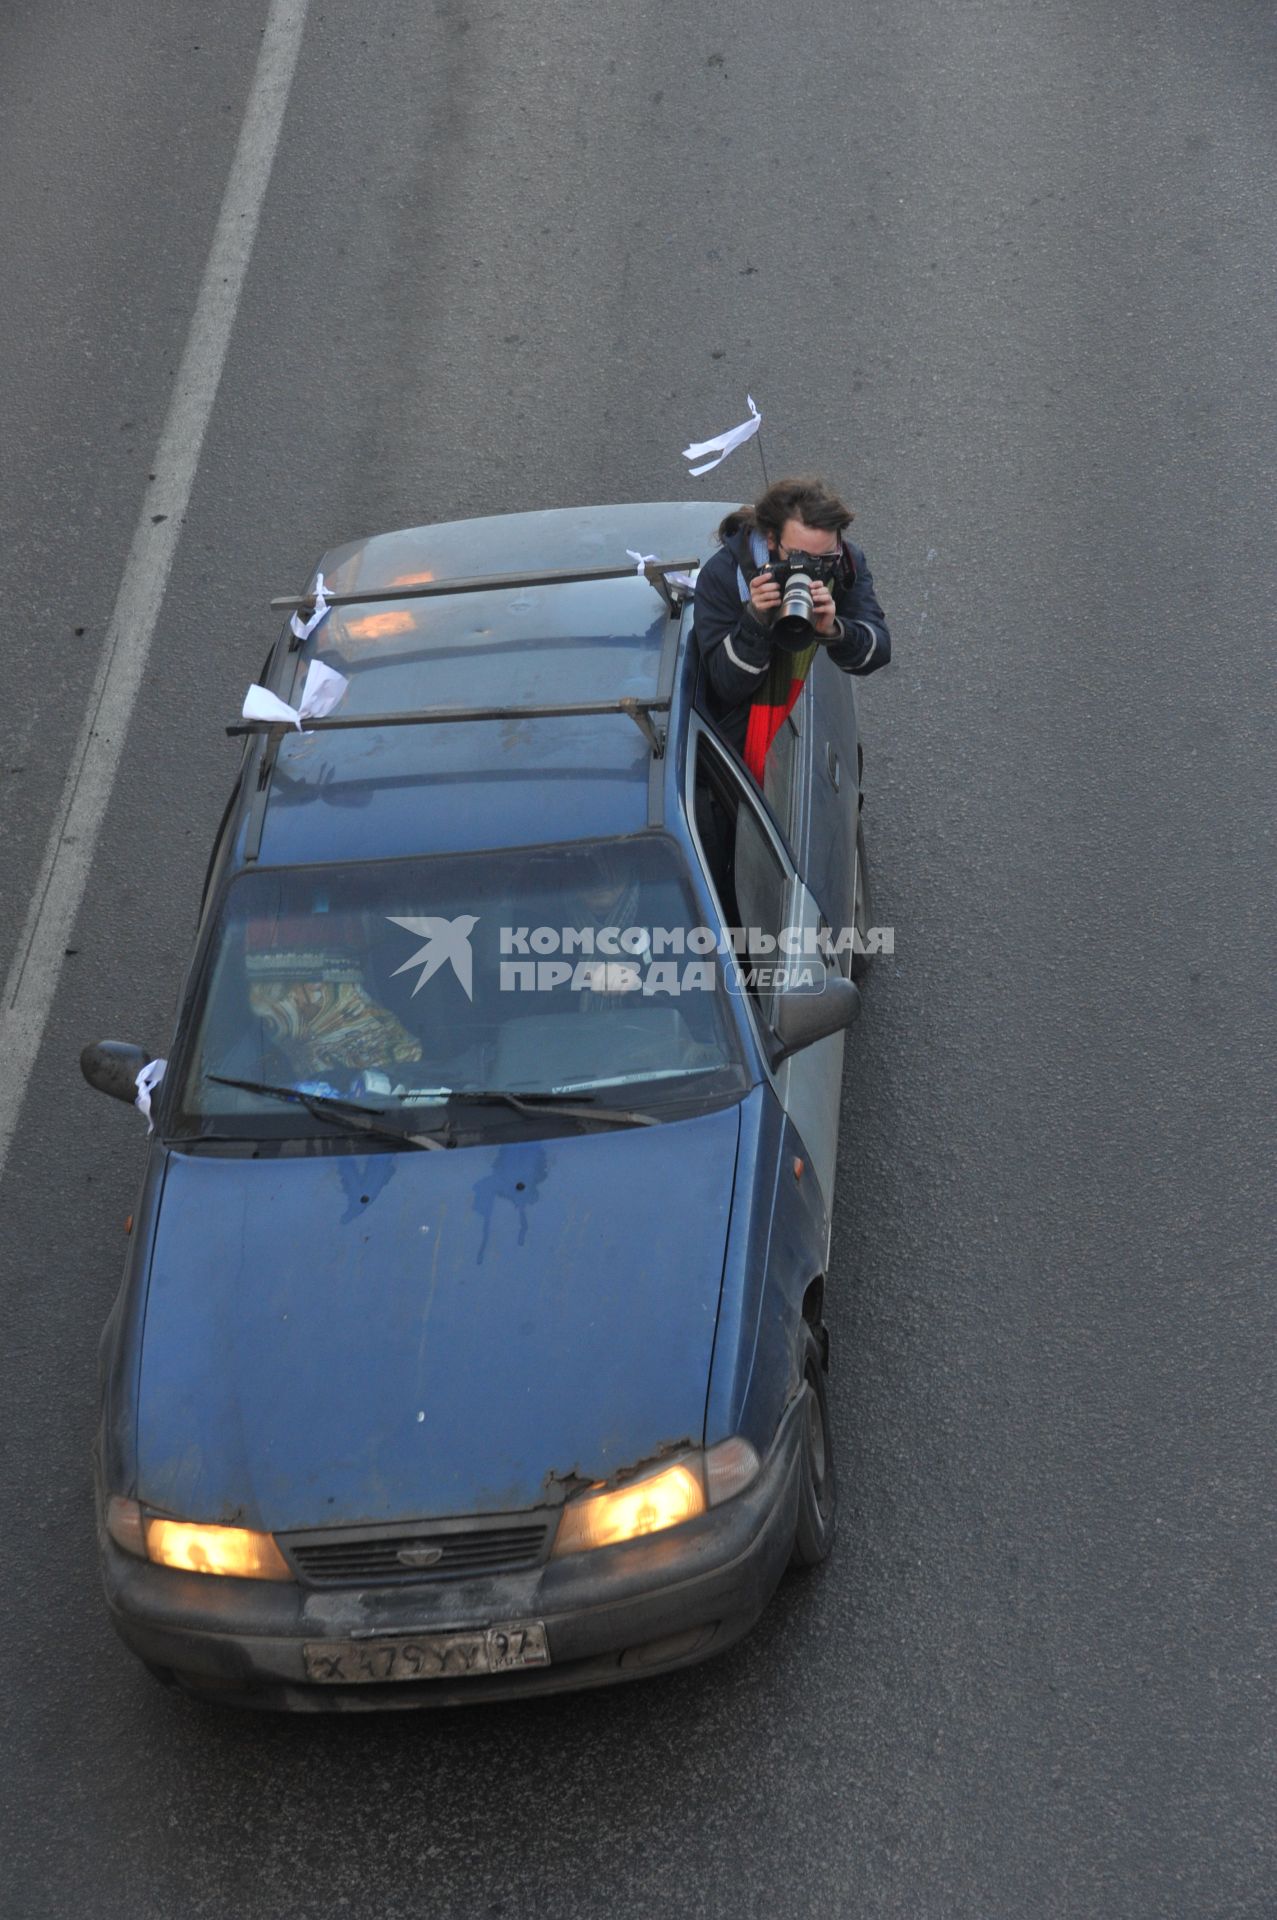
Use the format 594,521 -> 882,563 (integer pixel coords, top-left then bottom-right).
763,550 -> 840,648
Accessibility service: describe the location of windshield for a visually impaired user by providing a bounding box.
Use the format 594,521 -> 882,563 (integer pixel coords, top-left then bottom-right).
169,835 -> 747,1138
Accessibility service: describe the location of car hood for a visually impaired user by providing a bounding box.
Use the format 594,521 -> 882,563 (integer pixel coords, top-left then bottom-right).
135,1106 -> 740,1532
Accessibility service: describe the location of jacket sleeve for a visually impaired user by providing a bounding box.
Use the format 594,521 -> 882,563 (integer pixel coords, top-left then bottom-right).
693,552 -> 774,712
827,548 -> 891,676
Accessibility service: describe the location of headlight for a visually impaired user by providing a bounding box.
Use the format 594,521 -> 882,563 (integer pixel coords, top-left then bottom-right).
106,1496 -> 292,1581
552,1461 -> 704,1556
550,1437 -> 761,1559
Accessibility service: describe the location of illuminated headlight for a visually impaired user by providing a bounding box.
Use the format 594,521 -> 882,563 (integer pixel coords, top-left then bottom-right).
106,1496 -> 292,1581
550,1437 -> 761,1558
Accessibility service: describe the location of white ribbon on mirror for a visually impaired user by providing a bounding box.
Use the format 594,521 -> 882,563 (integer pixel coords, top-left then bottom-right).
135,1058 -> 167,1132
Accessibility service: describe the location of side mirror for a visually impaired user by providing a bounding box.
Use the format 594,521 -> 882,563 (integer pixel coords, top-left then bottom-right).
771,971 -> 862,1063
80,1041 -> 150,1106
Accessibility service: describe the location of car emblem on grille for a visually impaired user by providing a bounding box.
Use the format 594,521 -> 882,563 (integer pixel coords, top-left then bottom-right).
396,1545 -> 445,1569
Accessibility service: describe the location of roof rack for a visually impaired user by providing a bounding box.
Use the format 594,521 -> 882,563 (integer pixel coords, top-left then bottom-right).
228,695 -> 670,754
233,555 -> 702,861
271,557 -> 700,633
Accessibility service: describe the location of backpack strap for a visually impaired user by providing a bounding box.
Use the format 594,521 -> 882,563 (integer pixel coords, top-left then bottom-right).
734,529 -> 771,602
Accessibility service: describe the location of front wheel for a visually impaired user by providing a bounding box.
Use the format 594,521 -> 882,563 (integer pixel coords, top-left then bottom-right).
790,1324 -> 838,1568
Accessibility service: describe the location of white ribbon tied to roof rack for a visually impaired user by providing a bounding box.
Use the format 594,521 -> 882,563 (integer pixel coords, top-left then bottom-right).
626,551 -> 698,594
241,657 -> 350,732
682,395 -> 762,476
289,571 -> 332,642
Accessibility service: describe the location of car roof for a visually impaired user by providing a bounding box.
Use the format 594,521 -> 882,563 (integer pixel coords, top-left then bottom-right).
244,501 -> 736,869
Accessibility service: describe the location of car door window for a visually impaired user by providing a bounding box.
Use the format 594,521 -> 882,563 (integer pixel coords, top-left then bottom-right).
693,728 -> 793,1031
761,709 -> 800,847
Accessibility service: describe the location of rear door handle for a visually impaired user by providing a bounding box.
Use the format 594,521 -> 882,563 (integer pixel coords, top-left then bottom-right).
826,745 -> 840,791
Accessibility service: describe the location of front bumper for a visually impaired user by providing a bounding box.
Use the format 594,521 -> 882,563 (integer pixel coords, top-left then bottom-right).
101,1398 -> 804,1710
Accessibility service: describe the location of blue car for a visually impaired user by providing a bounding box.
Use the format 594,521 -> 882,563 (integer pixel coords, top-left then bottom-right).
82,501 -> 874,1709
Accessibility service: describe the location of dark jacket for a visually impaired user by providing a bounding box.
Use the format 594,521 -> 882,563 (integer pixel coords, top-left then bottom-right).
693,522 -> 891,752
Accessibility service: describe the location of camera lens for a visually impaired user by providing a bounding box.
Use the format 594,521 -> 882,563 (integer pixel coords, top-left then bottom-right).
774,569 -> 815,646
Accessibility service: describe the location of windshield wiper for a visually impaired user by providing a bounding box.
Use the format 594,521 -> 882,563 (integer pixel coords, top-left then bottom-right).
445,1090 -> 657,1128
205,1075 -> 452,1149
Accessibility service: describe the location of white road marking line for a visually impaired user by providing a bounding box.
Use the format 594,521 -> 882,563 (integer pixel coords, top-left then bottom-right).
0,0 -> 311,1179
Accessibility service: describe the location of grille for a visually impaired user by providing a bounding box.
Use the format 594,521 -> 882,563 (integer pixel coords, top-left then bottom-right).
284,1520 -> 551,1586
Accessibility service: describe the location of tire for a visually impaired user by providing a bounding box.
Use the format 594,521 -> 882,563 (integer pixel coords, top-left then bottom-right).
790,1323 -> 838,1568
850,813 -> 873,984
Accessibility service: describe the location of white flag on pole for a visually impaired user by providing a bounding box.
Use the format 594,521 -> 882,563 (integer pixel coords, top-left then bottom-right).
682,395 -> 762,477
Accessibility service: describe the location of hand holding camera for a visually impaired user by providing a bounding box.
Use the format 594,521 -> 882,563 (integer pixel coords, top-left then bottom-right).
806,577 -> 839,638
751,551 -> 841,646
747,567 -> 783,623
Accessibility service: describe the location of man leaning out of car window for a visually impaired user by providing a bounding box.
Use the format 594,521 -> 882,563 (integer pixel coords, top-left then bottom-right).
692,475 -> 891,785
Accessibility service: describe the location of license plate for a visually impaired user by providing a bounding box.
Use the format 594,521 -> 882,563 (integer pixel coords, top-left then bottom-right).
302,1621 -> 550,1685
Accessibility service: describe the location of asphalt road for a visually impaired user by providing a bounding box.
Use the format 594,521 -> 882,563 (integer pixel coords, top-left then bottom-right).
2,1 -> 1274,1915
